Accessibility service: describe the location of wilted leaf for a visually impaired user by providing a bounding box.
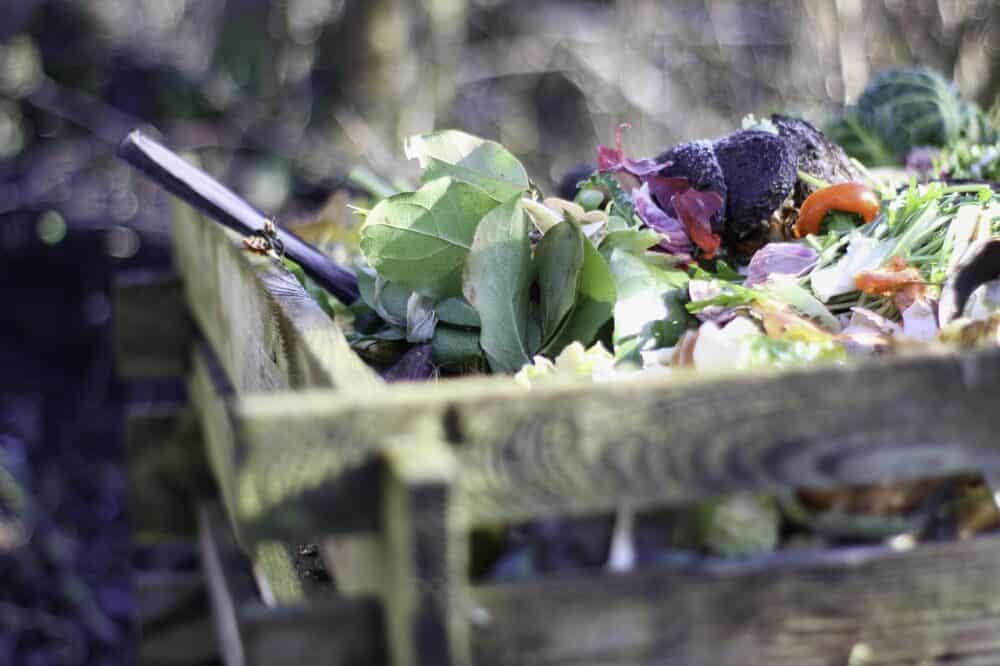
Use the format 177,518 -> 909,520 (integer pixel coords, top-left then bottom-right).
382,344 -> 435,382
405,130 -> 530,202
360,177 -> 497,298
463,197 -> 533,372
405,292 -> 438,342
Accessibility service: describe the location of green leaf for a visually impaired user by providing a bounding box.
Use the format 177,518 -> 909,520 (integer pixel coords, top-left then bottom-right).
545,236 -> 616,354
463,197 -> 533,373
435,297 -> 481,328
686,285 -> 761,314
583,172 -> 636,224
608,249 -> 690,348
600,228 -> 661,258
360,177 -> 497,298
405,130 -> 530,202
536,221 -> 585,344
356,263 -> 412,325
431,325 -> 484,370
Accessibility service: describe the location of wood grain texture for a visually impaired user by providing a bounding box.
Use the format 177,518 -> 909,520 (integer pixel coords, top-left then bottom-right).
126,405 -> 213,541
114,271 -> 193,379
228,345 -> 1000,537
171,198 -> 379,394
381,440 -> 468,666
189,344 -> 319,605
173,198 -> 381,591
198,503 -> 386,666
470,536 -> 1000,666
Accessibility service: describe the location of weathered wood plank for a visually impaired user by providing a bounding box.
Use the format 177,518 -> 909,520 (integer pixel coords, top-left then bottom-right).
229,345 -> 1000,537
470,536 -> 1000,665
190,340 -> 381,545
173,198 -> 381,591
381,439 -> 468,666
189,343 -> 241,541
114,271 -> 194,379
198,503 -> 386,666
170,198 -> 380,394
126,405 -> 213,541
251,541 -> 304,605
188,344 -> 319,604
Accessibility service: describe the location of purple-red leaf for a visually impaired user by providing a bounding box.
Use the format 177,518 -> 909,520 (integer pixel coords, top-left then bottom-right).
645,175 -> 691,209
597,124 -> 670,177
381,344 -> 435,382
632,183 -> 693,256
674,188 -> 723,259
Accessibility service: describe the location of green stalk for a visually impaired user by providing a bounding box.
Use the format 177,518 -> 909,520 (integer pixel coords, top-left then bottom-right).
797,170 -> 830,190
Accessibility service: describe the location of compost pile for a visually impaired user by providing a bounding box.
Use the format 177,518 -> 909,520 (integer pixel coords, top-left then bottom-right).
286,66 -> 1000,573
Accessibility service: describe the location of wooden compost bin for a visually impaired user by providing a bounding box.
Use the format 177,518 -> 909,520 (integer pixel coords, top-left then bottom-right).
117,197 -> 1000,666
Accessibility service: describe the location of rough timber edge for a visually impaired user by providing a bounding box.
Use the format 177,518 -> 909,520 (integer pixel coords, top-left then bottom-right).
170,197 -> 380,394
226,343 -> 1000,534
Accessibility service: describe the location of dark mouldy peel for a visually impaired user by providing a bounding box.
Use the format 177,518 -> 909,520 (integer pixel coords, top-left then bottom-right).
655,140 -> 727,232
556,163 -> 598,200
713,129 -> 797,250
771,114 -> 864,205
939,239 -> 1000,323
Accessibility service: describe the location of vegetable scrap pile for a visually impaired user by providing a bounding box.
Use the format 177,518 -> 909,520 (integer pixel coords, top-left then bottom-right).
337,118 -> 1000,385
284,66 -> 1000,569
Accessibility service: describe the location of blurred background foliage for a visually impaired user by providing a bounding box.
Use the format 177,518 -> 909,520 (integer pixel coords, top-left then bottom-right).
3,1 -> 1000,663
5,0 -> 1000,231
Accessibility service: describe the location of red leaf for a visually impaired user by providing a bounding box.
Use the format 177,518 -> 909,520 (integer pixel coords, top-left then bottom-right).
674,189 -> 723,258
645,174 -> 691,209
596,123 -> 670,176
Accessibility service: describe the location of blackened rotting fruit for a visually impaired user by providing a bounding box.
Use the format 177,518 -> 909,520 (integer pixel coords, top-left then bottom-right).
655,140 -> 727,232
556,163 -> 597,200
771,114 -> 863,205
713,129 -> 797,247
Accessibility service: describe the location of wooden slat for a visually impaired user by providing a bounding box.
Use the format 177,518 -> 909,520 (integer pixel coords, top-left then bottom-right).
470,536 -> 1000,665
380,439 -> 468,666
172,198 -> 381,593
115,271 -> 194,379
190,342 -> 381,544
198,503 -> 386,666
188,343 -> 325,604
170,198 -> 380,394
226,345 -> 1000,538
127,405 -> 213,541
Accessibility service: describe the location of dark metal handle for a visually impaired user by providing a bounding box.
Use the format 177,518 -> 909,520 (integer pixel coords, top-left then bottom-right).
117,129 -> 359,304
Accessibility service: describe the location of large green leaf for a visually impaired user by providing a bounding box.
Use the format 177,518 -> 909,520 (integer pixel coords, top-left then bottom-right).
360,177 -> 497,298
405,130 -> 530,202
544,234 -> 616,355
463,197 -> 533,373
535,221 -> 585,345
608,249 -> 689,348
